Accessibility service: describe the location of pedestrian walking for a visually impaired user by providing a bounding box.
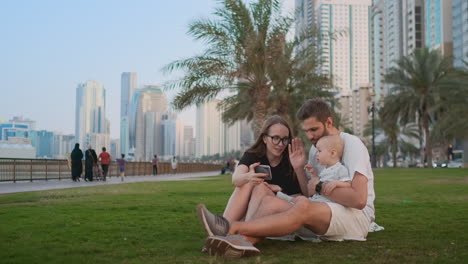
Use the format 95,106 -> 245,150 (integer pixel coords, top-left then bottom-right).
117,154 -> 126,182
99,147 -> 111,180
70,143 -> 83,182
152,155 -> 159,175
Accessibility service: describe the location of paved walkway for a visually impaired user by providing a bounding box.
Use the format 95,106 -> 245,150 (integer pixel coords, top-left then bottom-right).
0,171 -> 222,194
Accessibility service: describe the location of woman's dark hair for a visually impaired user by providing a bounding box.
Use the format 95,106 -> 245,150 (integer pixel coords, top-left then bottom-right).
247,115 -> 292,156
246,115 -> 296,181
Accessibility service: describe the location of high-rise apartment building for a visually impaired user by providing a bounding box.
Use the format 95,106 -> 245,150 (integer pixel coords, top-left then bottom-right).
425,0 -> 453,56
312,0 -> 372,95
133,86 -> 168,161
183,125 -> 196,158
452,0 -> 468,68
196,100 -> 221,157
299,0 -> 371,136
402,0 -> 425,56
75,80 -> 110,150
120,72 -> 137,156
196,100 -> 241,157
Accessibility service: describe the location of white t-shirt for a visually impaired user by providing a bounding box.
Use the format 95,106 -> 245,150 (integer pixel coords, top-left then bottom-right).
310,162 -> 350,203
308,132 -> 376,222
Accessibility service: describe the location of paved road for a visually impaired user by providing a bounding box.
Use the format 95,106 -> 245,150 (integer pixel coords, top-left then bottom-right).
0,171 -> 222,194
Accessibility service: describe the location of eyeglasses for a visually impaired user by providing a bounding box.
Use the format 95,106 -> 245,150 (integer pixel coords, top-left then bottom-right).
265,135 -> 290,145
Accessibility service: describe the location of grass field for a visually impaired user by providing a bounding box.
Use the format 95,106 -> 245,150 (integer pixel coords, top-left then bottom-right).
0,168 -> 467,263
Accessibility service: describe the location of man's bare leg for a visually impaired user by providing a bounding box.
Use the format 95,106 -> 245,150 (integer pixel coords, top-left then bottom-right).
230,196 -> 332,238
223,183 -> 255,222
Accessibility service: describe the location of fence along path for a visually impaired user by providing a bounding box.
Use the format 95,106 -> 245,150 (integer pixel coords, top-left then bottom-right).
0,158 -> 223,182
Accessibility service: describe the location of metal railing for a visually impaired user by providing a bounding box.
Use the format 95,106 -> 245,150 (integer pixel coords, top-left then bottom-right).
0,158 -> 223,182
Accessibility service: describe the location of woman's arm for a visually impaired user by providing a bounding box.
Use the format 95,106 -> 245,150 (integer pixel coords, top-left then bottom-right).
232,162 -> 268,187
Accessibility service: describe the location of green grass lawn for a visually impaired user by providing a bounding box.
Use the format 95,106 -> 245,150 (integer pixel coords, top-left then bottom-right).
1,168 -> 467,264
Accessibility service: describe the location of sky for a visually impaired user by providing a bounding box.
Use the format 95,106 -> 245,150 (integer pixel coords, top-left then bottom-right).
0,0 -> 294,139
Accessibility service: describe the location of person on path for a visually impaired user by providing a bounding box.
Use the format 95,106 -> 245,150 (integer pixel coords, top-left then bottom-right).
84,145 -> 98,182
99,147 -> 111,181
70,143 -> 83,182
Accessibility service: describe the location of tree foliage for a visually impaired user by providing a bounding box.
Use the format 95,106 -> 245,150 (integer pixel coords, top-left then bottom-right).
382,48 -> 467,168
163,0 -> 332,137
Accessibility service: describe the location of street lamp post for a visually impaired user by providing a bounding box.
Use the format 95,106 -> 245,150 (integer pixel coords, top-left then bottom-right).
371,102 -> 376,168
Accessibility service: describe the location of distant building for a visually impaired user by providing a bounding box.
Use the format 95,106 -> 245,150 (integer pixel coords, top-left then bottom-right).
52,134 -> 75,159
0,117 -> 34,141
161,114 -> 177,159
196,100 -> 242,157
452,0 -> 468,68
339,85 -> 372,139
196,100 -> 222,157
425,0 -> 452,56
133,85 -> 168,161
120,72 -> 137,156
75,80 -> 110,150
0,141 -> 36,158
311,0 -> 372,95
110,139 -> 120,158
402,0 -> 425,56
183,125 -> 196,158
30,130 -> 54,158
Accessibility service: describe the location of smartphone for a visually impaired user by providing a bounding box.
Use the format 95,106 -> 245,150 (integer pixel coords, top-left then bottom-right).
254,164 -> 272,180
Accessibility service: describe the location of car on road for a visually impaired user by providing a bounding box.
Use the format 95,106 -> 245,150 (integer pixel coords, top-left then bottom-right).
447,159 -> 463,168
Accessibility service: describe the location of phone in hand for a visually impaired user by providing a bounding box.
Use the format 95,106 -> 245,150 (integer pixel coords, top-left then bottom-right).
254,164 -> 272,180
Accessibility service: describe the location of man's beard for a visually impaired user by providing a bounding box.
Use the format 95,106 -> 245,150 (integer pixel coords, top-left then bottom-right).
312,126 -> 329,146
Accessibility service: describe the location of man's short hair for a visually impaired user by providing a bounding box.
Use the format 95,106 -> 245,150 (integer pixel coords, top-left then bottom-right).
296,99 -> 332,124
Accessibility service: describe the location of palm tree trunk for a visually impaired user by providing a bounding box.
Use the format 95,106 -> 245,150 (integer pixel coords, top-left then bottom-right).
423,112 -> 433,168
391,137 -> 397,168
251,84 -> 270,137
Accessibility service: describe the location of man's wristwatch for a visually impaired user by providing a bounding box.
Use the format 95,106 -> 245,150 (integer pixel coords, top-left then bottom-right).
315,181 -> 323,194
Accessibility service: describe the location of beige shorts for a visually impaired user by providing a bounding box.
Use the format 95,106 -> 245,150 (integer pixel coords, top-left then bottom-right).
322,202 -> 370,241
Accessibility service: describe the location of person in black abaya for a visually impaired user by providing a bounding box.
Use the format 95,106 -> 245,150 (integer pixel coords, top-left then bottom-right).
70,143 -> 84,182
84,145 -> 98,181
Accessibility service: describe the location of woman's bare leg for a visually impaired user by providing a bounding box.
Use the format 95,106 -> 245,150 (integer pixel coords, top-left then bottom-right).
223,183 -> 255,222
245,183 -> 276,221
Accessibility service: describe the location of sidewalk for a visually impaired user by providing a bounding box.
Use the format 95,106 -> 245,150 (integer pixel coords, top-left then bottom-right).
0,171 -> 222,194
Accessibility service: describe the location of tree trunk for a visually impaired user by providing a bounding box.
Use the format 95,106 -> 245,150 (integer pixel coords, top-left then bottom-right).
251,84 -> 270,138
423,112 -> 432,168
392,138 -> 397,168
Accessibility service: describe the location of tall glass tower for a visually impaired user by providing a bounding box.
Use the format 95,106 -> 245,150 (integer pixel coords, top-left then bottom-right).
120,72 -> 137,156
75,80 -> 108,149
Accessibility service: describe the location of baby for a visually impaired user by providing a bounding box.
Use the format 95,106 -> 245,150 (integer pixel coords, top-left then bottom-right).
307,135 -> 351,203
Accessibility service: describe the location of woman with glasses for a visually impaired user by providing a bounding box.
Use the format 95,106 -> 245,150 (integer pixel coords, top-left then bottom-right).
223,115 -> 302,223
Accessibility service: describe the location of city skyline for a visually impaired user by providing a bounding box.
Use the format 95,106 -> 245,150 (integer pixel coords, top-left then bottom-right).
0,0 -> 295,139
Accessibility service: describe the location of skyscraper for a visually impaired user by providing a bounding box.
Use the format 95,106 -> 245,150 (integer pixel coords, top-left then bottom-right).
425,0 -> 453,56
196,100 -> 241,157
183,125 -> 196,157
196,100 -> 222,157
313,0 -> 372,95
120,72 -> 137,156
299,0 -> 371,136
75,80 -> 109,149
133,85 -> 168,161
402,0 -> 425,56
452,0 -> 468,68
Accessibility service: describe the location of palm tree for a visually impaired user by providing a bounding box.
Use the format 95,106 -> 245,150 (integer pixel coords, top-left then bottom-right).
383,48 -> 462,168
266,27 -> 334,135
363,109 -> 419,168
163,0 -> 331,137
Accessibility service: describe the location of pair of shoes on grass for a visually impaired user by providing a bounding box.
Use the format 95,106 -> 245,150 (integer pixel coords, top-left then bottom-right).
196,204 -> 260,259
